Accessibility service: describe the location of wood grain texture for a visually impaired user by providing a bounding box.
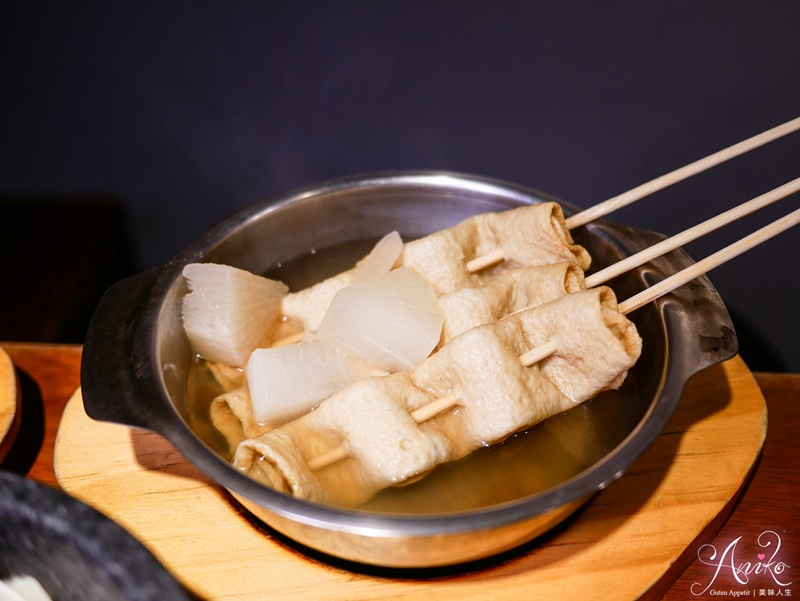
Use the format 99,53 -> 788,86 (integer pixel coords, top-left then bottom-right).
54,356 -> 767,601
1,343 -> 82,483
663,372 -> 800,599
0,347 -> 20,462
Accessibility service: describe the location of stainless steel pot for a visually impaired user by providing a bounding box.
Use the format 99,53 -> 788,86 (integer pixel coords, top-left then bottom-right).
80,171 -> 737,569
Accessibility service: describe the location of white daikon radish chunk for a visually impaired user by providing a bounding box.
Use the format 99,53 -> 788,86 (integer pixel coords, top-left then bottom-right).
182,263 -> 288,367
247,336 -> 379,424
0,576 -> 53,601
351,231 -> 403,281
317,267 -> 444,372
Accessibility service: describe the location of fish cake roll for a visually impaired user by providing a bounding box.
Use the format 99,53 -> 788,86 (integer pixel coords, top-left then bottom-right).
438,262 -> 585,345
235,372 -> 450,507
400,202 -> 590,295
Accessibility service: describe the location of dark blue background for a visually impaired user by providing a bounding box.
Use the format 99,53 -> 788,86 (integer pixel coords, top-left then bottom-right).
2,2 -> 799,370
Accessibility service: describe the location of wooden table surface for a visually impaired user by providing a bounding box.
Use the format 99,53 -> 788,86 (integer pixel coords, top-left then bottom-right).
1,342 -> 797,599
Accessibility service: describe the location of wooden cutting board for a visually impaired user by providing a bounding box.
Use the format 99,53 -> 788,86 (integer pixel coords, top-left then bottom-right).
54,356 -> 766,601
0,346 -> 20,462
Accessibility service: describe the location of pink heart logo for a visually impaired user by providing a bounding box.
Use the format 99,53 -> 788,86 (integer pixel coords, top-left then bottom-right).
758,553 -> 766,561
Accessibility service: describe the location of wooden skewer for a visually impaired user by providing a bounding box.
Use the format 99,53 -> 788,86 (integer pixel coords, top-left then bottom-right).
309,392 -> 464,468
564,117 -> 800,229
466,116 -> 800,273
307,206 -> 800,471
617,205 -> 800,315
464,248 -> 506,272
497,178 -> 799,325
584,176 -> 800,288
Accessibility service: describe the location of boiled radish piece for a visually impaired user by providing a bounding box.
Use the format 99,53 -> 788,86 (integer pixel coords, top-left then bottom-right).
247,336 -> 380,424
351,231 -> 403,281
0,576 -> 53,601
182,263 -> 288,366
317,267 -> 444,372
277,231 -> 403,336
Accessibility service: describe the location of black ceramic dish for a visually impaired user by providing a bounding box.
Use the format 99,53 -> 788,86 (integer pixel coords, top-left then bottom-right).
80,172 -> 738,568
0,469 -> 192,601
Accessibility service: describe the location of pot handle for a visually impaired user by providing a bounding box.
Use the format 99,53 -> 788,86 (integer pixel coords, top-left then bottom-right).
80,268 -> 175,433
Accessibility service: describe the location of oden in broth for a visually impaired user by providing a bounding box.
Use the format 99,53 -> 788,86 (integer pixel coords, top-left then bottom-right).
186,238 -> 637,514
